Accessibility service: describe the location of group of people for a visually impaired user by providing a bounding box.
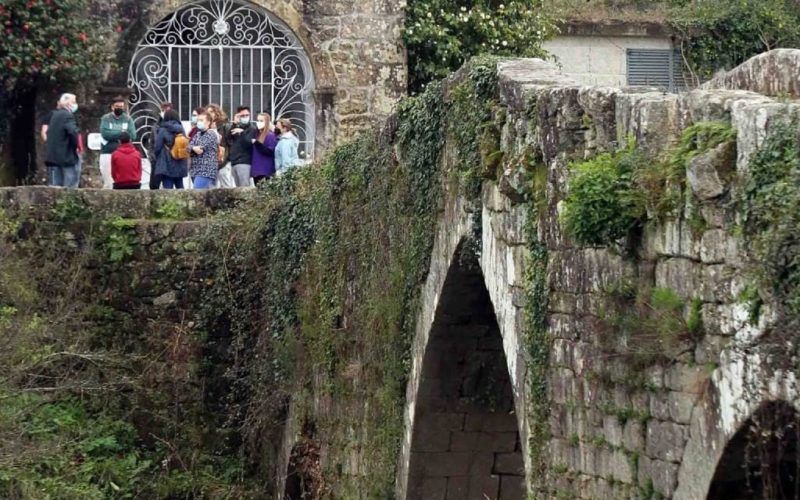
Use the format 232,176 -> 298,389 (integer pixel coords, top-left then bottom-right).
43,94 -> 302,190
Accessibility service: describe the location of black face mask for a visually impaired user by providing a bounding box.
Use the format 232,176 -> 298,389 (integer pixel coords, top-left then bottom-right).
113,108 -> 123,116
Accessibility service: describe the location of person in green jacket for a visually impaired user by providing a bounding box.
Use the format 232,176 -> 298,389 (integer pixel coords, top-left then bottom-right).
99,97 -> 137,189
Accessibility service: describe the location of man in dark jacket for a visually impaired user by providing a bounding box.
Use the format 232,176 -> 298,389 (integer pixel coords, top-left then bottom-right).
227,106 -> 257,187
45,93 -> 80,188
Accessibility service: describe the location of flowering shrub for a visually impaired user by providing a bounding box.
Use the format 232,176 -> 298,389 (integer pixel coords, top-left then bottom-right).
404,0 -> 555,91
0,0 -> 111,90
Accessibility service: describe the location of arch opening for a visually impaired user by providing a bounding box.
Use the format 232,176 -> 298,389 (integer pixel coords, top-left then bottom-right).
407,247 -> 524,499
128,0 -> 315,156
283,421 -> 323,500
707,400 -> 800,500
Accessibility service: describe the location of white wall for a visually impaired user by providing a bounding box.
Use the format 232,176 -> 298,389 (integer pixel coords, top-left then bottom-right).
543,35 -> 674,87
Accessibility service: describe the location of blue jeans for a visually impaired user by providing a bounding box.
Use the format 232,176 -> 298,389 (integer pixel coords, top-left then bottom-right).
192,176 -> 215,190
48,165 -> 79,188
162,177 -> 184,189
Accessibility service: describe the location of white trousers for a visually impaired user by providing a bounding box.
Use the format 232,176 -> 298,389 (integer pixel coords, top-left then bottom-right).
216,163 -> 235,188
99,154 -> 113,189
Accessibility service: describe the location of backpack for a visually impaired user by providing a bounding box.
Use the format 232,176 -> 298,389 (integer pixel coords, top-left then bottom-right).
170,133 -> 190,160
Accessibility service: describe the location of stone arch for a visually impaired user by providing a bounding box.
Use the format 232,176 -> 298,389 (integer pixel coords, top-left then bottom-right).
404,241 -> 525,499
674,350 -> 800,499
707,400 -> 800,499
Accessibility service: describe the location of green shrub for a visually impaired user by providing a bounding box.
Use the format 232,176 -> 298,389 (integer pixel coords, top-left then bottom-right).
562,142 -> 646,245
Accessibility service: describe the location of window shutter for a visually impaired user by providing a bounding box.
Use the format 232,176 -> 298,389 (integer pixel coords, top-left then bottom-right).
627,49 -> 687,92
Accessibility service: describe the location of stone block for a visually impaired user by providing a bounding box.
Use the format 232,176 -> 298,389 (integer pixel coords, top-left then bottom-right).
446,476 -> 469,500
479,432 -> 518,453
622,420 -> 645,452
479,412 -> 520,432
700,264 -> 732,303
421,477 -> 447,500
468,474 -> 500,500
578,444 -> 600,476
649,391 -> 696,424
602,415 -> 624,448
645,420 -> 688,462
412,420 -> 453,452
686,141 -> 735,200
644,219 -> 701,260
694,334 -> 729,365
665,364 -> 708,394
494,452 -> 525,476
700,229 -> 730,264
599,448 -> 635,484
499,475 -> 526,499
471,452 -> 496,476
423,452 -> 475,477
637,455 -> 679,497
655,258 -> 701,301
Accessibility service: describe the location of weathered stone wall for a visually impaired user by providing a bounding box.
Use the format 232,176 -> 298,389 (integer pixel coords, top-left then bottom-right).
8,51 -> 800,499
398,54 -> 800,499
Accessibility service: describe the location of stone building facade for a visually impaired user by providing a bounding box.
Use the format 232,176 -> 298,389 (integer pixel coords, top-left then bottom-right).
92,0 -> 406,159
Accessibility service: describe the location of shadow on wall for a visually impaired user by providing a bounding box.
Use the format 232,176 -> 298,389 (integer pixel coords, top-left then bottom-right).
283,421 -> 324,500
406,244 -> 525,500
707,401 -> 800,500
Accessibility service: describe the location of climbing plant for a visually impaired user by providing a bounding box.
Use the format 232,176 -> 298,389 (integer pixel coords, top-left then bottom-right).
739,121 -> 800,317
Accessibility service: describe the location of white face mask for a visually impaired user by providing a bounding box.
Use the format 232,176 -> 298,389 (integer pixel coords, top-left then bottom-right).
256,120 -> 266,130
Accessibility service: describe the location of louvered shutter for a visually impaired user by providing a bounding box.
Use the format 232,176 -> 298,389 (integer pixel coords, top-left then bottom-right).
626,49 -> 687,92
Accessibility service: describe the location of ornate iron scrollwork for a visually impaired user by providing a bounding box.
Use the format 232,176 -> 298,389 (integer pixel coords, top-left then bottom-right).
128,0 -> 315,156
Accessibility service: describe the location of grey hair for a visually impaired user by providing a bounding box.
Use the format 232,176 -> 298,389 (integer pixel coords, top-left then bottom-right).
58,93 -> 76,108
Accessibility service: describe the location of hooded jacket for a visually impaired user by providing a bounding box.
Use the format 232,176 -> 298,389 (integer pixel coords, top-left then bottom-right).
275,132 -> 300,173
111,142 -> 142,186
154,120 -> 189,179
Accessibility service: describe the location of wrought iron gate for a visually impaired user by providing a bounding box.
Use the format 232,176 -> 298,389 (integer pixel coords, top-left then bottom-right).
128,0 -> 315,156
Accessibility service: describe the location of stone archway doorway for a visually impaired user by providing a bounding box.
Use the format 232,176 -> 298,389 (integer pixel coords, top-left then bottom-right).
707,400 -> 800,499
128,0 -> 315,156
406,245 -> 525,499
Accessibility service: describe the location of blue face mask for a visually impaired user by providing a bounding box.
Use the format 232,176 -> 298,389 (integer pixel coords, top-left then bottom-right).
240,117 -> 250,125
191,116 -> 198,125
197,122 -> 208,131
70,104 -> 78,113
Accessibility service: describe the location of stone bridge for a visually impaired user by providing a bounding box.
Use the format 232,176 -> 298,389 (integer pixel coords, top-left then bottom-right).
2,51 -> 800,499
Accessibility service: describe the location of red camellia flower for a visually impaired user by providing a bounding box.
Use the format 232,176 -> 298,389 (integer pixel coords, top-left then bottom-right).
78,32 -> 88,42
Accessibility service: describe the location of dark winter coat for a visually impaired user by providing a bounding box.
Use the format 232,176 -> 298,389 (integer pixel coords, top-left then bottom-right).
45,108 -> 79,168
226,122 -> 257,165
154,120 -> 189,179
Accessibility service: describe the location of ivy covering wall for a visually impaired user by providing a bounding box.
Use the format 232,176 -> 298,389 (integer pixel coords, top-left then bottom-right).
0,58 -> 523,498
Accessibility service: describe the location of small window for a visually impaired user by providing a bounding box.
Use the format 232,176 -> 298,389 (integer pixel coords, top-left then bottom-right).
627,49 -> 687,92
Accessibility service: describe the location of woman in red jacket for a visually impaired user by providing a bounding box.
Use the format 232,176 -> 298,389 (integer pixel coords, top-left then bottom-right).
110,132 -> 142,189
